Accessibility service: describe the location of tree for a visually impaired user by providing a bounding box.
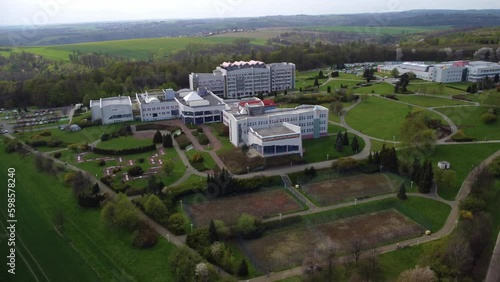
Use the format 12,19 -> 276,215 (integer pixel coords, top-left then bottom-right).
363,68 -> 374,83
72,171 -> 91,198
391,68 -> 400,78
397,183 -> 407,200
214,220 -> 231,240
348,238 -> 365,266
336,137 -> 344,152
237,213 -> 261,238
238,259 -> 249,277
400,110 -> 437,152
162,134 -> 173,148
101,193 -> 140,231
314,78 -> 320,88
343,132 -> 349,146
397,266 -> 437,282
317,238 -> 337,282
327,86 -> 331,93
169,247 -> 203,282
209,220 -> 218,243
153,130 -> 163,144
351,136 -> 360,153
318,70 -> 324,78
162,159 -> 175,176
145,194 -> 168,224
434,169 -> 456,192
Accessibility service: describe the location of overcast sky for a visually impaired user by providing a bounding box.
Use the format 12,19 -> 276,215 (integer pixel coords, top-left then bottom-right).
1,0 -> 499,26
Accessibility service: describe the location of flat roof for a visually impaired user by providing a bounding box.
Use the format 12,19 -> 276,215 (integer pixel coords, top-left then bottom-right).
100,96 -> 131,107
254,126 -> 295,137
176,92 -> 225,108
229,105 -> 327,120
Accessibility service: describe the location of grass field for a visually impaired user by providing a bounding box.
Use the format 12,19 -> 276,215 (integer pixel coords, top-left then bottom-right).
0,143 -> 176,281
370,139 -> 402,152
303,26 -> 448,35
184,188 -> 304,227
407,83 -> 466,96
436,106 -> 500,140
302,174 -> 396,206
345,96 -> 444,140
12,36 -> 248,61
96,135 -> 154,150
396,95 -> 473,107
427,143 -> 500,200
242,209 -> 423,271
302,124 -> 365,163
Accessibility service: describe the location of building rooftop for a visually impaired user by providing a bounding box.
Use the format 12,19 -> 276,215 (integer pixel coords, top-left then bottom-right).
220,60 -> 265,69
253,126 -> 296,137
228,104 -> 327,120
176,90 -> 226,109
91,96 -> 132,108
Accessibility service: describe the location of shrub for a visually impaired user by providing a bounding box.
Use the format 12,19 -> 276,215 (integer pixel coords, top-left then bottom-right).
39,130 -> 52,136
29,140 -> 48,147
127,165 -> 144,177
190,152 -> 204,164
53,152 -> 62,159
125,186 -> 146,197
197,127 -> 204,133
198,134 -> 209,145
135,124 -> 167,131
175,134 -> 191,150
100,133 -> 111,141
481,112 -> 497,124
97,159 -> 106,166
47,139 -> 63,147
332,157 -> 360,173
167,213 -> 186,235
131,226 -> 158,249
137,158 -> 145,163
112,167 -> 122,174
78,194 -> 106,208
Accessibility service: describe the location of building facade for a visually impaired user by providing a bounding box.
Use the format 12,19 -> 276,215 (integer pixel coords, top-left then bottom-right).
189,61 -> 295,99
223,99 -> 328,157
467,61 -> 500,82
90,96 -> 133,125
136,89 -> 180,122
175,88 -> 228,125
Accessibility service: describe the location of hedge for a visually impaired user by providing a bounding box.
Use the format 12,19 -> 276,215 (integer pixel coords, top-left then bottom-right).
93,144 -> 156,155
135,124 -> 168,131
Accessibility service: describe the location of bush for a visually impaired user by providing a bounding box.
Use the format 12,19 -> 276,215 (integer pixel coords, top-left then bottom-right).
190,152 -> 204,163
127,165 -> 144,177
53,152 -> 62,159
39,130 -> 52,136
131,227 -> 158,249
29,140 -> 48,147
47,139 -> 63,147
137,158 -> 145,163
93,144 -> 156,155
198,134 -> 209,145
100,133 -> 111,141
197,127 -> 204,133
135,124 -> 167,131
167,213 -> 186,235
125,186 -> 146,197
97,159 -> 106,166
175,134 -> 191,150
332,157 -> 360,173
78,194 -> 106,208
481,112 -> 497,124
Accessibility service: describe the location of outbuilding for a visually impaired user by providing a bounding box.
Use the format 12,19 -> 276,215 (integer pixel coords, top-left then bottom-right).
437,161 -> 451,170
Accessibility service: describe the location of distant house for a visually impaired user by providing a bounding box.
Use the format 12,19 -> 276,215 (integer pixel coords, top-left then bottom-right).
438,161 -> 450,170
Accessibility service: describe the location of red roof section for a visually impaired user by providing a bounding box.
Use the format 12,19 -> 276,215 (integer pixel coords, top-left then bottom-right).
262,99 -> 276,106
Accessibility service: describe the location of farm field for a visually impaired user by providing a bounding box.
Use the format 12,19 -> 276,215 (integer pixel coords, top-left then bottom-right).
0,143 -> 177,281
302,127 -> 365,163
436,106 -> 500,140
301,173 -> 396,206
395,94 -> 473,107
11,36 -> 248,61
427,143 -> 500,200
345,96 -> 444,140
184,188 -> 304,227
303,26 -> 449,35
242,209 -> 423,271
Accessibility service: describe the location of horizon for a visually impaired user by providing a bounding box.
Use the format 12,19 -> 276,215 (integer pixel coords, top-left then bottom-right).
1,0 -> 499,27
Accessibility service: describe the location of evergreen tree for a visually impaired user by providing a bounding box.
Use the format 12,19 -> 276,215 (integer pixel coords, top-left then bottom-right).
351,136 -> 360,153
336,137 -> 344,152
162,134 -> 173,148
397,183 -> 407,200
327,86 -> 331,93
368,152 -> 373,164
238,259 -> 249,277
209,220 -> 218,243
318,70 -> 324,78
373,151 -> 381,165
153,130 -> 163,144
314,78 -> 320,88
343,132 -> 349,146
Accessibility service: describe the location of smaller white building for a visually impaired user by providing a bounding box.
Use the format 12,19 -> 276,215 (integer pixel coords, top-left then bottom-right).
175,88 -> 228,125
136,89 -> 180,122
437,161 -> 451,170
467,61 -> 500,82
90,96 -> 133,125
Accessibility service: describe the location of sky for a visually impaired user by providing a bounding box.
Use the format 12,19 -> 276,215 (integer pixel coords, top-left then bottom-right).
0,0 -> 499,26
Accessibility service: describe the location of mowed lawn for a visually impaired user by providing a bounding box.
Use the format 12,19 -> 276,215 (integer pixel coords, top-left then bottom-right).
302,174 -> 395,206
184,188 -> 304,227
0,143 -> 176,281
427,143 -> 500,201
14,36 -> 244,61
242,209 -> 423,272
302,125 -> 365,163
396,95 -> 473,107
345,96 -> 444,140
437,106 -> 500,140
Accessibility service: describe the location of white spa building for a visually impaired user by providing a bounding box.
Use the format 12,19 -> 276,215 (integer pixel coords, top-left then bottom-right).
90,96 -> 134,125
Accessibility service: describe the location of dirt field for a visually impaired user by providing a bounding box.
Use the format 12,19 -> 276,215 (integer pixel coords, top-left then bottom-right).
304,174 -> 395,206
242,209 -> 423,271
185,189 -> 303,227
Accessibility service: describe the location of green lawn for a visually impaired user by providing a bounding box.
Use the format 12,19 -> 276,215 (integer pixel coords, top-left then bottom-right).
396,95 -> 472,108
407,83 -> 466,96
13,36 -> 247,61
319,79 -> 364,92
370,139 -> 401,152
427,144 -> 500,200
303,26 -> 448,35
185,150 -> 217,172
96,136 -> 154,150
0,144 -> 176,281
345,96 -> 447,140
352,82 -> 397,95
437,106 -> 500,140
303,126 -> 365,163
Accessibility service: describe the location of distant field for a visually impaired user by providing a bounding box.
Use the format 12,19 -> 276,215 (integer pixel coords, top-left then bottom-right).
210,28 -> 288,44
10,36 -> 251,61
303,26 -> 449,35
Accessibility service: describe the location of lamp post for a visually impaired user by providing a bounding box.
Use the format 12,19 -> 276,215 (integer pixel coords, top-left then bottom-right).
393,135 -> 396,147
247,166 -> 250,174
279,213 -> 282,221
167,234 -> 170,243
327,154 -> 329,160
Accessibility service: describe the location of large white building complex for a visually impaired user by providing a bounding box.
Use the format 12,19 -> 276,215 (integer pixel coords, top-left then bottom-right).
378,60 -> 500,83
90,96 -> 133,125
189,60 -> 296,99
223,98 -> 328,157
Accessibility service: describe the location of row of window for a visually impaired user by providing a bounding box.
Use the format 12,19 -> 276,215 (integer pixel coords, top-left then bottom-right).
144,106 -> 178,111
